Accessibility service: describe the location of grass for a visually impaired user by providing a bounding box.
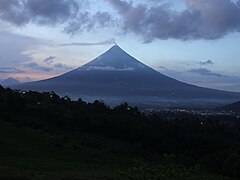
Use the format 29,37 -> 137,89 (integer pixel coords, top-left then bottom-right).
0,119 -> 133,179
0,119 -> 236,180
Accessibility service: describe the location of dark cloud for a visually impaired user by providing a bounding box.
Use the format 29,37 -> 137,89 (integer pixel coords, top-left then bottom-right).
25,61 -> 74,71
189,68 -> 223,77
1,0 -> 240,41
58,38 -> 116,46
43,56 -> 74,70
106,0 -> 131,13
0,67 -> 25,74
198,60 -> 214,66
54,63 -> 74,70
26,0 -> 79,25
158,66 -> 168,70
24,62 -> 53,72
43,56 -> 56,64
0,0 -> 113,34
107,0 -> 240,41
0,0 -> 28,25
64,11 -> 114,35
0,0 -> 79,26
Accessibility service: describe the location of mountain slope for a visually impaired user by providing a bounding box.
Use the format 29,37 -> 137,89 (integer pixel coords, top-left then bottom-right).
1,77 -> 20,87
13,45 -> 240,106
220,101 -> 240,112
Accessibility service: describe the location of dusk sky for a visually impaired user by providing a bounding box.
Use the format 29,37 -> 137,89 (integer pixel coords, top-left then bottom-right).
0,0 -> 240,92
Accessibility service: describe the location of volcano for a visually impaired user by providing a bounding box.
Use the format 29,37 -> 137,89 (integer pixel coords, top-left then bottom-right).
1,77 -> 20,87
13,45 -> 240,106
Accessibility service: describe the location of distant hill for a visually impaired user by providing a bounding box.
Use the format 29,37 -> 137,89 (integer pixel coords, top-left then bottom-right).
12,45 -> 240,107
1,77 -> 20,87
220,101 -> 240,112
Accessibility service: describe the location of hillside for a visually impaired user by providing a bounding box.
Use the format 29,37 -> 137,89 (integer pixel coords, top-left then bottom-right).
0,86 -> 240,179
220,101 -> 240,112
1,120 -> 236,180
0,120 -> 133,179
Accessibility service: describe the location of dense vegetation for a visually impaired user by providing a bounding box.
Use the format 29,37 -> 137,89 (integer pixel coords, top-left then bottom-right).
0,85 -> 240,179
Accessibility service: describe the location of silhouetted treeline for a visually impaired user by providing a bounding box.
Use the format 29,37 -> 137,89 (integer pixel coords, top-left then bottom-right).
1,86 -> 240,178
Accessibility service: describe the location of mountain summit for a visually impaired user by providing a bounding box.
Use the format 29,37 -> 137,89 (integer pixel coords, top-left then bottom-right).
81,45 -> 148,70
1,77 -> 20,87
13,45 -> 240,106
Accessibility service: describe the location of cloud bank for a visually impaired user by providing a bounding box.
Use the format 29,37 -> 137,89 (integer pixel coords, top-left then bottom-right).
0,0 -> 79,25
159,66 -> 240,92
64,11 -> 114,35
107,0 -> 240,41
0,0 -> 111,33
1,0 -> 240,41
189,68 -> 223,77
54,63 -> 74,70
24,62 -> 53,72
0,67 -> 25,74
42,56 -> 75,70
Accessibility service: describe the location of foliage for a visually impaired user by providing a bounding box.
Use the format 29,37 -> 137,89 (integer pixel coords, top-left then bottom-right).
116,159 -> 233,180
1,86 -> 240,178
